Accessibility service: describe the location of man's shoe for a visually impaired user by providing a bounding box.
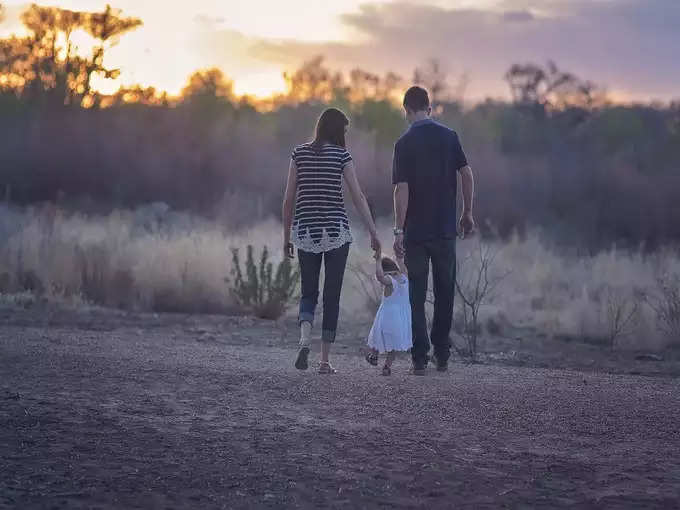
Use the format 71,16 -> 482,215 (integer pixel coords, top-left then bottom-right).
410,363 -> 426,376
295,347 -> 310,370
431,352 -> 448,372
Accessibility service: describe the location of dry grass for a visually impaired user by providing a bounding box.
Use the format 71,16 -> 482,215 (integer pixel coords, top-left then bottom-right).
1,204 -> 679,350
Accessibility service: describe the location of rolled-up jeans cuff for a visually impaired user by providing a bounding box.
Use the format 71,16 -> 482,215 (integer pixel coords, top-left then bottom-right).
321,329 -> 336,344
298,312 -> 314,327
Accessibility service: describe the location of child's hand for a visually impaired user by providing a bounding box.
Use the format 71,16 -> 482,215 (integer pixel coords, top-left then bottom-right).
373,249 -> 381,261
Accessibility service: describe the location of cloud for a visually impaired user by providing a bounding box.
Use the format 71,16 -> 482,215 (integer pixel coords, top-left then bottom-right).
249,0 -> 680,101
502,10 -> 534,23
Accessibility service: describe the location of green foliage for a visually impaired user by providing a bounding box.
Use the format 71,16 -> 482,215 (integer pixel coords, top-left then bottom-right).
229,245 -> 299,320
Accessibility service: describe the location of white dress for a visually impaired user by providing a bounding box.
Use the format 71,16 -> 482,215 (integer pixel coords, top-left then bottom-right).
367,274 -> 413,353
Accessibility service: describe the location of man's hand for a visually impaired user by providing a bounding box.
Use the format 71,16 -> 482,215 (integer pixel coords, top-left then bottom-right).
458,211 -> 475,239
393,233 -> 405,258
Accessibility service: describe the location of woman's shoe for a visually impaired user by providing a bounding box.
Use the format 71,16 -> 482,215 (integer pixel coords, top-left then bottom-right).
318,361 -> 337,374
295,347 -> 310,370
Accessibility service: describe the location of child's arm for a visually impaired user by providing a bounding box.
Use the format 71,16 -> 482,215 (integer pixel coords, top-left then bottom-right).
374,251 -> 392,287
396,255 -> 408,277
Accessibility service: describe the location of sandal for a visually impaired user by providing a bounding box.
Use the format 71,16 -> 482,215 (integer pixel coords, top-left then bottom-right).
382,366 -> 391,376
318,362 -> 337,374
365,351 -> 379,366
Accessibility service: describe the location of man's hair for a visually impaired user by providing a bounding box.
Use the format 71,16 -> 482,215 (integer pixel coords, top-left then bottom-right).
403,86 -> 430,112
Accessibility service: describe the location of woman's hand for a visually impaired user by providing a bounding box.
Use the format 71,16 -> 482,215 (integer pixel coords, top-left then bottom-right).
370,231 -> 381,257
284,239 -> 295,259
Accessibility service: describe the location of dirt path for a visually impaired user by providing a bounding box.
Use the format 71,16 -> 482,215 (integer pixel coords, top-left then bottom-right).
1,314 -> 679,509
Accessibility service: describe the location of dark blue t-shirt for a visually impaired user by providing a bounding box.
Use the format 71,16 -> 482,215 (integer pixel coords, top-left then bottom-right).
392,119 -> 468,243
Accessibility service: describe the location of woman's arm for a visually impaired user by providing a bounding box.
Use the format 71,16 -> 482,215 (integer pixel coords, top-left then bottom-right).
282,158 -> 297,258
343,160 -> 381,253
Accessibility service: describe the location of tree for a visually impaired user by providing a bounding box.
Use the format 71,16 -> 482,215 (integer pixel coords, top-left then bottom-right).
0,4 -> 141,107
282,56 -> 346,104
180,68 -> 234,103
505,60 -> 605,111
413,59 -> 448,105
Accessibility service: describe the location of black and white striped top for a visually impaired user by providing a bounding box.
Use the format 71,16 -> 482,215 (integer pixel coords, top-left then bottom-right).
291,143 -> 353,253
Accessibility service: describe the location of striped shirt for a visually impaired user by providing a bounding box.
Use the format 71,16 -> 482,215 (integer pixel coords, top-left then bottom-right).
291,143 -> 353,253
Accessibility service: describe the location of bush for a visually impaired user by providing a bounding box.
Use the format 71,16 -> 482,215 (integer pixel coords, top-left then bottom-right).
229,245 -> 299,320
645,275 -> 680,346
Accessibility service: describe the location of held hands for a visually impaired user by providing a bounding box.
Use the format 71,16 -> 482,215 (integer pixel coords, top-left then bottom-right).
458,210 -> 476,239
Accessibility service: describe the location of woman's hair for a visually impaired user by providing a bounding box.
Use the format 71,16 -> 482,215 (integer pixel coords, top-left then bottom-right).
381,256 -> 400,274
312,108 -> 349,149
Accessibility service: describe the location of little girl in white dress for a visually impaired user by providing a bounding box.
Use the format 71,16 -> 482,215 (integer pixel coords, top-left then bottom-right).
365,251 -> 412,375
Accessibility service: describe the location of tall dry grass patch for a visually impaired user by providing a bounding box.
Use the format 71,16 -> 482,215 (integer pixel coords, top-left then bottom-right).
1,204 -> 678,350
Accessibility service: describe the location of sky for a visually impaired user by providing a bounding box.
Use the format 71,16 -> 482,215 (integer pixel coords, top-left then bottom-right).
1,0 -> 679,102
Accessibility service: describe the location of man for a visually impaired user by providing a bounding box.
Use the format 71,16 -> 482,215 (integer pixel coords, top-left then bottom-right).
393,86 -> 476,375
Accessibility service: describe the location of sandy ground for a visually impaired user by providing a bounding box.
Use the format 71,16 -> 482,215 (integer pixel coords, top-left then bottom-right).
1,307 -> 680,509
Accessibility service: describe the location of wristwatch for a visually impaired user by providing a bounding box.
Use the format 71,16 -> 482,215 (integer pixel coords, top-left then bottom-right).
393,228 -> 404,236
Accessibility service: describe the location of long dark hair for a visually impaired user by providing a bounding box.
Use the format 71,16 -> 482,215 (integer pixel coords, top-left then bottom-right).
312,108 -> 349,149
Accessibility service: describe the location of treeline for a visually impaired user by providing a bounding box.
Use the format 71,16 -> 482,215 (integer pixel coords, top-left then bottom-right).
1,3 -> 679,251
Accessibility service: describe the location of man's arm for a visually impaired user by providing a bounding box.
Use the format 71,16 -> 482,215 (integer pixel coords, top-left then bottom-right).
394,183 -> 408,231
392,141 -> 408,257
457,164 -> 475,237
459,165 -> 474,213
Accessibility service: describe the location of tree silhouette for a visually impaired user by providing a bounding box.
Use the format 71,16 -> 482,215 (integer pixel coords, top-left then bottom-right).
282,56 -> 346,104
0,4 -> 141,107
413,59 -> 448,104
505,60 -> 605,110
180,68 -> 234,103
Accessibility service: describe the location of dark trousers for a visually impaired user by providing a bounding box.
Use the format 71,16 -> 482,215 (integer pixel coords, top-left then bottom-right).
405,239 -> 456,365
298,243 -> 350,343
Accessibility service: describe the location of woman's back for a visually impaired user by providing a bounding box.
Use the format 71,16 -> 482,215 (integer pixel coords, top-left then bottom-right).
291,143 -> 353,253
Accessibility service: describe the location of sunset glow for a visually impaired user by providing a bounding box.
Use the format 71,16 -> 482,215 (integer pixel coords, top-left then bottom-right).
1,0 -> 677,102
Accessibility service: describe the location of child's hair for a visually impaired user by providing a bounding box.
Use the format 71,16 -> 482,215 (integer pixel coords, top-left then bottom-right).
381,256 -> 400,273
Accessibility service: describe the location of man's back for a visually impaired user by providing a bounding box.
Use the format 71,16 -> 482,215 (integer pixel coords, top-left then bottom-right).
392,119 -> 468,243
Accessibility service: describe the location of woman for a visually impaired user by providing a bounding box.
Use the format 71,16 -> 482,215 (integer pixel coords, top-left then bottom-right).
282,108 -> 380,374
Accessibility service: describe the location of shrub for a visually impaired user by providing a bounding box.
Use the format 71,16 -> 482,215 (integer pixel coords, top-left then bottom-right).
229,245 -> 299,320
604,286 -> 639,349
645,275 -> 680,346
454,241 -> 510,360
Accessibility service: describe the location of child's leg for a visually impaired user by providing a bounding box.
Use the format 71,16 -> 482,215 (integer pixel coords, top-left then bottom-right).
381,351 -> 395,375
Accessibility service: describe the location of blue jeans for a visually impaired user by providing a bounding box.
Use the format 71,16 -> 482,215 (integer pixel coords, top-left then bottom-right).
297,243 -> 350,343
405,239 -> 456,365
